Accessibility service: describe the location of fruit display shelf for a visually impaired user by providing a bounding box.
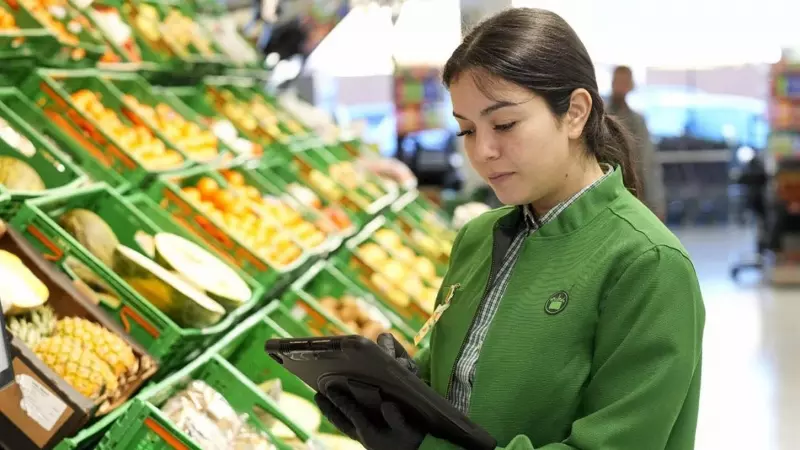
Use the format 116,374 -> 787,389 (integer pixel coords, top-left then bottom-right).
2,0 -> 107,68
102,72 -> 235,166
10,183 -> 266,375
332,216 -> 447,330
163,84 -> 279,162
386,189 -> 457,267
96,350 -> 311,449
208,302 -> 365,449
289,142 -> 400,224
252,157 -> 361,236
22,69 -> 194,191
122,0 -> 229,77
0,224 -> 157,450
281,259 -> 417,345
0,87 -> 88,218
0,5 -> 51,64
144,164 -> 316,289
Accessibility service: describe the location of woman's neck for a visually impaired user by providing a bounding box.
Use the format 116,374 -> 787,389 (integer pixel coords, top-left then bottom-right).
530,160 -> 605,217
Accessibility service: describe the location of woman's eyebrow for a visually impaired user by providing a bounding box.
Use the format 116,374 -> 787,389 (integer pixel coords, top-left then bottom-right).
453,101 -> 520,120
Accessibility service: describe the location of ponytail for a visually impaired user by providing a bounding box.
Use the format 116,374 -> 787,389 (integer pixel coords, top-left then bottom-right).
597,114 -> 641,198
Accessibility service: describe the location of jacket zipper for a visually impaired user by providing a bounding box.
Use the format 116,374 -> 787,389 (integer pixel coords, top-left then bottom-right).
444,222 -> 503,402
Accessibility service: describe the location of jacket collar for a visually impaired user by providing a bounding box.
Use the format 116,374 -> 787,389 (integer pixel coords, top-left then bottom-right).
495,165 -> 628,236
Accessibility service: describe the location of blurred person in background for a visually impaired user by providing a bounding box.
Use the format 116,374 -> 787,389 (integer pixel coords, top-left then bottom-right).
608,66 -> 666,220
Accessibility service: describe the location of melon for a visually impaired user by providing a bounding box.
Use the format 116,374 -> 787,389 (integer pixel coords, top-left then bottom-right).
0,156 -> 45,191
59,209 -> 120,268
152,233 -> 252,311
0,250 -> 49,316
113,245 -> 225,329
268,392 -> 322,439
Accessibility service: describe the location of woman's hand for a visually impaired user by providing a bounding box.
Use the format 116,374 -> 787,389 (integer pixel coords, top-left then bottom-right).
314,385 -> 425,450
377,332 -> 418,376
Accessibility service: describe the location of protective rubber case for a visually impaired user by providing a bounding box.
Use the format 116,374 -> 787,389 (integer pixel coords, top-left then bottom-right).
0,311 -> 13,391
265,335 -> 497,450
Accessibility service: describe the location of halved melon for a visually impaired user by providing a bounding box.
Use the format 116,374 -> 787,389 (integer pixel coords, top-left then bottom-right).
0,250 -> 48,316
113,245 -> 225,329
152,233 -> 252,311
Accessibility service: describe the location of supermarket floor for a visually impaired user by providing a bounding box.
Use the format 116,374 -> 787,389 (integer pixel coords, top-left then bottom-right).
676,226 -> 800,450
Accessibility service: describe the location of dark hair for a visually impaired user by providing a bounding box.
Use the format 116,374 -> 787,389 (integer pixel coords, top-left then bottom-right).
443,8 -> 641,197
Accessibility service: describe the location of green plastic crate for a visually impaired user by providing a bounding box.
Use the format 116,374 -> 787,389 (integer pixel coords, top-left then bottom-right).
97,352 -> 306,450
386,189 -> 456,267
0,87 -> 88,217
282,259 -> 418,342
144,165 -> 310,289
251,158 -> 361,238
101,72 -> 234,165
0,24 -> 49,60
332,216 -> 447,330
210,302 -> 340,437
287,145 -> 400,223
21,69 -> 193,190
53,402 -> 133,450
223,161 -> 344,255
1,0 -> 106,67
10,183 -> 264,374
122,0 -> 228,76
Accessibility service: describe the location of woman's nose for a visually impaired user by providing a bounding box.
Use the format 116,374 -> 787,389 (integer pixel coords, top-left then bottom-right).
474,133 -> 500,162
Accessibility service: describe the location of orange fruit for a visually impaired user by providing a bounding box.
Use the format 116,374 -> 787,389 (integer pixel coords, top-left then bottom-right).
244,186 -> 261,200
196,177 -> 219,199
182,187 -> 201,203
211,190 -> 234,212
223,171 -> 245,187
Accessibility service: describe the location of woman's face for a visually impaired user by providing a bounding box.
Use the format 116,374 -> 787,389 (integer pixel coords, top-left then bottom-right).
450,72 -> 573,207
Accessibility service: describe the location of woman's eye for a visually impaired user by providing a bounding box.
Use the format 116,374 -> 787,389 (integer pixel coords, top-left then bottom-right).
456,129 -> 474,137
494,122 -> 517,132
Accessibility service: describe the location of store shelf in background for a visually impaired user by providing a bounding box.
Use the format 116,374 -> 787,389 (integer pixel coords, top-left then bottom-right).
282,260 -> 418,344
387,189 -> 456,267
9,184 -> 265,375
121,0 -> 229,76
144,165 -> 311,289
332,216 -> 443,331
248,157 -> 360,238
290,142 -> 400,222
22,69 -> 194,191
0,226 -> 157,450
101,72 -> 235,166
97,350 -> 307,450
1,0 -> 107,68
210,302 -> 363,447
0,87 -> 88,219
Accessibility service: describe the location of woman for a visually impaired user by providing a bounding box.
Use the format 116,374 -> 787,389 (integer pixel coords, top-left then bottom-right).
315,8 -> 705,450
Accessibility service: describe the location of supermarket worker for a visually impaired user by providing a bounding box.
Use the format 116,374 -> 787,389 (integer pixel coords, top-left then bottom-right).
314,8 -> 705,450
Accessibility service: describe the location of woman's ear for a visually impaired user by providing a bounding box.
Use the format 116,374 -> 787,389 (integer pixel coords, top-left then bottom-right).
565,88 -> 593,139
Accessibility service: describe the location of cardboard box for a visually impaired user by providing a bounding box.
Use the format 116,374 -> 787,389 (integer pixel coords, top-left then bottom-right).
0,225 -> 157,450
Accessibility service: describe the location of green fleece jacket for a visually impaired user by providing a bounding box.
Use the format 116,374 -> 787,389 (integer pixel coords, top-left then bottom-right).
415,168 -> 705,449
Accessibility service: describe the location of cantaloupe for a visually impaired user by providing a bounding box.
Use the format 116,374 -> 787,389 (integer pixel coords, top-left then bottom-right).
113,245 -> 225,328
0,156 -> 45,191
152,233 -> 251,311
59,209 -> 120,268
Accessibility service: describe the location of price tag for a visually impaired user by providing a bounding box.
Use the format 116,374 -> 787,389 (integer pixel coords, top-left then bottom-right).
413,283 -> 460,346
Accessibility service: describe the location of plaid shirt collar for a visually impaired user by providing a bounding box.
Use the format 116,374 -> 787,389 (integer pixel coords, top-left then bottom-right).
520,164 -> 614,231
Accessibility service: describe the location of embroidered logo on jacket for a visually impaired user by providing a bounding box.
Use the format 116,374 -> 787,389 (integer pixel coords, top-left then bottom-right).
545,291 -> 569,315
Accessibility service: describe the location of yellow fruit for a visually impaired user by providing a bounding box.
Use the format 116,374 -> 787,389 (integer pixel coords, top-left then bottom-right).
34,336 -> 118,399
0,250 -> 49,315
54,317 -> 137,378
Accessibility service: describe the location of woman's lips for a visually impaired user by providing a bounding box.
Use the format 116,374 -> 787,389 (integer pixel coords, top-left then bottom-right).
488,172 -> 515,183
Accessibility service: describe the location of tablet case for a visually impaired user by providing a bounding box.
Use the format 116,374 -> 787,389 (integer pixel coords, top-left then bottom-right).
266,335 -> 497,450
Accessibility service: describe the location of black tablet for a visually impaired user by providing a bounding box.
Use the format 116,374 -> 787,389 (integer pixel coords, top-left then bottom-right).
265,335 -> 496,450
0,311 -> 14,391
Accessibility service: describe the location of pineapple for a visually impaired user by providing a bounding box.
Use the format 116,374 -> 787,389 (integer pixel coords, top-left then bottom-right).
34,336 -> 118,399
54,317 -> 137,378
6,305 -> 56,348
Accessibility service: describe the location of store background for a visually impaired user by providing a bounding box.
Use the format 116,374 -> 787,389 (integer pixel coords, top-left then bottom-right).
0,0 -> 797,448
